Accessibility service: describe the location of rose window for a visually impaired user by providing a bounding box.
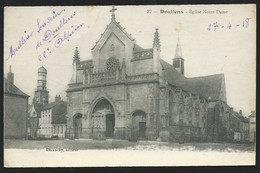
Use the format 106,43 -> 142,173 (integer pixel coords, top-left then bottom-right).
106,57 -> 119,71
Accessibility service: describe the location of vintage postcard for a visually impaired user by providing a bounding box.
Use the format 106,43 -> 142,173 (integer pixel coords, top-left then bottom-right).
4,5 -> 256,167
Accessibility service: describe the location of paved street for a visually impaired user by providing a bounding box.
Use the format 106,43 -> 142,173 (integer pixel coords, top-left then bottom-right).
4,139 -> 255,152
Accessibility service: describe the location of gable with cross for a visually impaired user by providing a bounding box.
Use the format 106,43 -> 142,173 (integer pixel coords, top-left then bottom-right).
110,6 -> 117,20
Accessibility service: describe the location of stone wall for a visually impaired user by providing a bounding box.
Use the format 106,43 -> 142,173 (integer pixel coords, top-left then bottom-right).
156,85 -> 209,142
66,81 -> 161,140
4,94 -> 28,139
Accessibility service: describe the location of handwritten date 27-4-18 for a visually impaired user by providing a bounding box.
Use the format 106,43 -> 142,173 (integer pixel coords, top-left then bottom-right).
207,18 -> 251,31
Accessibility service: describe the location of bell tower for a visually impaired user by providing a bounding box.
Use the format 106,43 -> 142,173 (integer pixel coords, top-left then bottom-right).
34,66 -> 49,104
173,33 -> 184,75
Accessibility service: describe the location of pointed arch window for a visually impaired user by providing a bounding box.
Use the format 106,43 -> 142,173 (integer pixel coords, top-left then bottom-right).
169,90 -> 174,115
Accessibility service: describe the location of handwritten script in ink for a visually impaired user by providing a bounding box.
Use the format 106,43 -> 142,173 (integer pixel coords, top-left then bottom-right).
6,9 -> 85,61
207,18 -> 251,31
7,31 -> 34,60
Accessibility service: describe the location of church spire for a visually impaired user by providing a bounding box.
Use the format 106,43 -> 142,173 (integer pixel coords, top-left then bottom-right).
153,28 -> 161,51
173,33 -> 184,75
174,33 -> 182,59
73,47 -> 80,64
110,6 -> 117,20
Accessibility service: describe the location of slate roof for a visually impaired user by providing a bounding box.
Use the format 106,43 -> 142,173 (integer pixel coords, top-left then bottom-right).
42,100 -> 67,124
133,44 -> 145,53
184,74 -> 225,101
43,100 -> 67,113
233,111 -> 249,123
160,59 -> 186,87
4,78 -> 29,98
52,112 -> 67,124
160,59 -> 225,102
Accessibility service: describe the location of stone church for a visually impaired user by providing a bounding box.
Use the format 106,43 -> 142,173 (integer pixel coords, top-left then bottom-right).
66,7 -> 232,142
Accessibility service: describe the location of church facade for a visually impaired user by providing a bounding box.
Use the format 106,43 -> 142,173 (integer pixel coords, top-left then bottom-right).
66,7 -> 237,142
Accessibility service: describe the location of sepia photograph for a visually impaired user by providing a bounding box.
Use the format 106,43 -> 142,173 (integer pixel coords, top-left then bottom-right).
3,4 -> 256,167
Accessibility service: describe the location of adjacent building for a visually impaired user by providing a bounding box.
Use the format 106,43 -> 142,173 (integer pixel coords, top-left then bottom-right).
28,102 -> 44,139
28,66 -> 67,139
248,111 -> 256,142
38,96 -> 67,139
4,66 -> 29,139
230,110 -> 249,142
52,111 -> 67,139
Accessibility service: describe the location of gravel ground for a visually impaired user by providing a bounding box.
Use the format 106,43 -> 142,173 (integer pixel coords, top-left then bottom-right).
4,139 -> 255,152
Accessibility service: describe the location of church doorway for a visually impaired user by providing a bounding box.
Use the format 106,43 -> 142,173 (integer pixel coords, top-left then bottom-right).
139,122 -> 146,138
106,114 -> 115,137
132,111 -> 146,139
73,113 -> 82,138
92,98 -> 115,138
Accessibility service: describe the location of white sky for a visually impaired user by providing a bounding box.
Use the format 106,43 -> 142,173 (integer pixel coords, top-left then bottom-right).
4,5 -> 256,116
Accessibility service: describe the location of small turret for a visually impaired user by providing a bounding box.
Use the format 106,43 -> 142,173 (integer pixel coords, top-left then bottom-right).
73,47 -> 80,64
153,28 -> 161,51
72,47 -> 80,83
153,28 -> 161,73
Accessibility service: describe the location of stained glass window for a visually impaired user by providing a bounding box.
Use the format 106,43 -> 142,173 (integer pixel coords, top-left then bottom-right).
106,57 -> 119,71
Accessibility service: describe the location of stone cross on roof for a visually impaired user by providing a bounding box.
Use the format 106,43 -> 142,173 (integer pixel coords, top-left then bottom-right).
110,6 -> 117,20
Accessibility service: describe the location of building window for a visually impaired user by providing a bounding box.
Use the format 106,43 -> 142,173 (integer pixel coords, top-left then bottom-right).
169,90 -> 174,118
61,126 -> 63,133
106,57 -> 119,71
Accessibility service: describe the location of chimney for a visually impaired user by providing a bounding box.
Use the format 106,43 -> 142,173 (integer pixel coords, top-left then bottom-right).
7,65 -> 14,84
55,95 -> 61,102
230,107 -> 233,112
239,110 -> 242,115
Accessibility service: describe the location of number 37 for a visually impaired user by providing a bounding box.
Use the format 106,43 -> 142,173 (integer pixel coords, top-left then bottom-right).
147,9 -> 152,13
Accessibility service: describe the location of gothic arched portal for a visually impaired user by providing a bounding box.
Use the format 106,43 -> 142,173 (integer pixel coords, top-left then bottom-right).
92,98 -> 115,137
